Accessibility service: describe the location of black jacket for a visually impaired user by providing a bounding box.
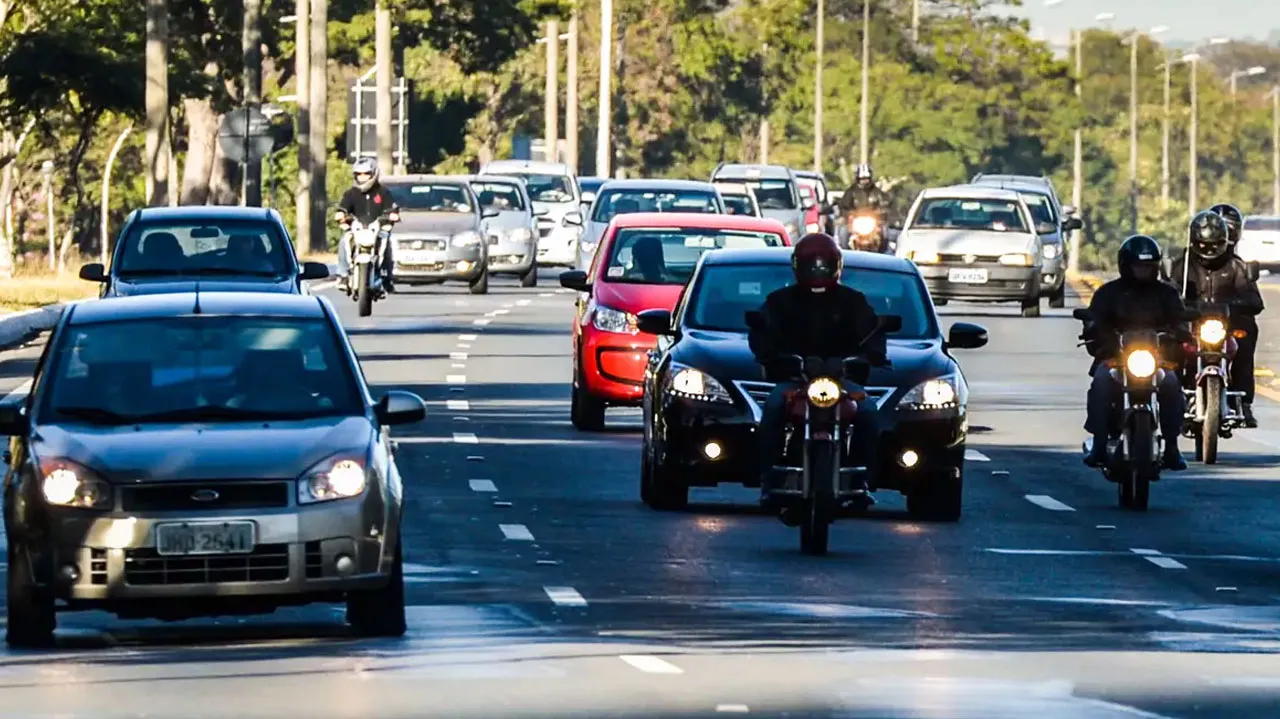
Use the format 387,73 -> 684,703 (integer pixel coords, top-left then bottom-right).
337,184 -> 398,225
1084,277 -> 1187,371
1168,252 -> 1264,327
837,185 -> 891,219
748,284 -> 888,378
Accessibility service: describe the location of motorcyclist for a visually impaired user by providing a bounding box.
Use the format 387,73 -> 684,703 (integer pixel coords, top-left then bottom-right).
748,233 -> 888,505
334,157 -> 400,293
836,164 -> 891,249
1082,235 -> 1189,471
1170,208 -> 1264,427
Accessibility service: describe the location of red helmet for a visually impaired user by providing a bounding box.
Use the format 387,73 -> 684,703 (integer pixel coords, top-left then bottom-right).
792,233 -> 843,291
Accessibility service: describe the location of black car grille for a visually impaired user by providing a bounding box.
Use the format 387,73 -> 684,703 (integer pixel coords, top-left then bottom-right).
397,238 -> 447,251
939,253 -> 1001,264
735,381 -> 894,416
120,482 -> 290,512
123,545 -> 290,585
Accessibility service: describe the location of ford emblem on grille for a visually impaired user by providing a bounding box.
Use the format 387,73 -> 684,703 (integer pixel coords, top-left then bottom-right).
964,254 -> 976,264
190,489 -> 220,502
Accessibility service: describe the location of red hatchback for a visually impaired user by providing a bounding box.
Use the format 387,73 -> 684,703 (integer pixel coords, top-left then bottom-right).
559,212 -> 791,430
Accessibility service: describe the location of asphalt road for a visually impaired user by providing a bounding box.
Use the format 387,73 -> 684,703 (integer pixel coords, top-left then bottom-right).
1,272 -> 1280,717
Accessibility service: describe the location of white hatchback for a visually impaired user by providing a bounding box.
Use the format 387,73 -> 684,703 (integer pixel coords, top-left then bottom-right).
1237,215 -> 1280,270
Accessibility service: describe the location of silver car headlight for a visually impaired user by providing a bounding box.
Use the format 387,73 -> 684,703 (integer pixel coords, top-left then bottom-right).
897,374 -> 962,410
298,455 -> 369,504
1042,243 -> 1060,260
509,227 -> 534,243
452,231 -> 483,248
665,363 -> 732,404
38,459 -> 112,509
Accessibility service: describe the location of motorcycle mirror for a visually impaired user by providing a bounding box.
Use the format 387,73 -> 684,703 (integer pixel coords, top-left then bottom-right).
1072,308 -> 1093,322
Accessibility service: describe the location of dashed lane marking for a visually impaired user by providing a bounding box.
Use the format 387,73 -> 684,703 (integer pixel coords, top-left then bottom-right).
446,400 -> 470,411
469,479 -> 497,492
964,449 -> 991,462
716,706 -> 750,714
450,352 -> 468,360
1024,494 -> 1075,512
539,293 -> 553,297
452,433 -> 479,444
451,363 -> 466,369
517,299 -> 532,306
556,288 -> 572,294
619,655 -> 684,674
543,586 -> 588,607
459,334 -> 478,341
500,524 -> 534,541
473,318 -> 492,326
458,343 -> 472,349
493,309 -> 509,315
446,374 -> 467,384
1131,548 -> 1187,569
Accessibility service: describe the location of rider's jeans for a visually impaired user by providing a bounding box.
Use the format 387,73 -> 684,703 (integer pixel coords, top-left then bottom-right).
1085,364 -> 1185,443
756,378 -> 874,495
336,230 -> 394,278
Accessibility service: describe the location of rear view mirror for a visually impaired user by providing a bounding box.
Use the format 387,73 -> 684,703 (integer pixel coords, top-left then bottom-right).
79,263 -> 107,283
1072,308 -> 1093,322
1248,260 -> 1261,282
947,321 -> 988,350
1063,217 -> 1083,232
636,308 -> 674,336
0,403 -> 29,436
563,212 -> 584,227
375,390 -> 427,426
190,226 -> 220,239
559,270 -> 590,292
299,262 -> 330,281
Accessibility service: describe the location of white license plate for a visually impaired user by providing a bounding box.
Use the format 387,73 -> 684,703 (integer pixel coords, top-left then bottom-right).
155,521 -> 255,556
398,250 -> 440,264
948,268 -> 989,284
354,253 -> 374,263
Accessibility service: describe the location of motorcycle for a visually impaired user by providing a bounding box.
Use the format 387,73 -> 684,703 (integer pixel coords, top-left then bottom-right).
1074,308 -> 1185,511
846,212 -> 887,253
1181,303 -> 1246,464
338,213 -> 397,318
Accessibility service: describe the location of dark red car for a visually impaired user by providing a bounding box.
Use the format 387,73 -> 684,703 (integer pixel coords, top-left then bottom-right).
559,212 -> 791,430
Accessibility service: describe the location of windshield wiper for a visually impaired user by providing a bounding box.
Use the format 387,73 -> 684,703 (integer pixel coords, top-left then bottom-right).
52,406 -> 136,425
128,405 -> 325,423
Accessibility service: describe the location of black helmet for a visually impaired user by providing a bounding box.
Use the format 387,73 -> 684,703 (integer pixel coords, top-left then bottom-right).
1208,203 -> 1243,245
1189,210 -> 1230,261
1117,234 -> 1163,283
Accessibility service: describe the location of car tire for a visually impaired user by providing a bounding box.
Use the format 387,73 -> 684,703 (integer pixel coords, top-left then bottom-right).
520,262 -> 538,288
934,298 -> 949,307
346,539 -> 407,638
1020,297 -> 1041,318
571,355 -> 607,431
5,541 -> 56,648
648,452 -> 689,512
1048,283 -> 1066,309
906,467 -> 963,522
469,269 -> 490,295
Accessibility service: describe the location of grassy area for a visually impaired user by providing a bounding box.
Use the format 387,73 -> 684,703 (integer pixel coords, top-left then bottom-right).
0,265 -> 97,313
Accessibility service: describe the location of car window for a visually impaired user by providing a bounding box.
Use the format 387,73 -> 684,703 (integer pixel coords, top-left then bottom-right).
1019,192 -> 1057,228
602,229 -> 785,286
911,198 -> 1029,233
727,179 -> 796,210
687,263 -> 934,340
722,194 -> 757,216
1244,217 -> 1280,232
40,316 -> 364,424
492,173 -> 574,203
386,183 -> 474,213
116,219 -> 292,276
471,182 -> 526,212
591,189 -> 720,223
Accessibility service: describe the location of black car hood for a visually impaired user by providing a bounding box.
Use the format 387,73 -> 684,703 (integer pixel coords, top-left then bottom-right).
32,416 -> 374,482
671,329 -> 955,390
110,277 -> 296,297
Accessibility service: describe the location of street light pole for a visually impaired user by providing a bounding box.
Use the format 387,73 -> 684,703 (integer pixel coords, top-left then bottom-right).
1161,54 -> 1170,210
1188,54 -> 1199,215
1071,27 -> 1082,273
307,0 -> 328,254
375,1 -> 394,171
596,0 -> 613,178
294,0 -> 311,252
859,0 -> 870,165
759,43 -> 770,165
911,0 -> 919,44
566,13 -> 579,173
1128,31 -> 1138,234
242,0 -> 263,206
814,0 -> 824,173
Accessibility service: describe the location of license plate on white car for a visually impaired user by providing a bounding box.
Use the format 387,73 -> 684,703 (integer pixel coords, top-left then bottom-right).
155,521 -> 255,556
397,250 -> 439,264
948,268 -> 989,284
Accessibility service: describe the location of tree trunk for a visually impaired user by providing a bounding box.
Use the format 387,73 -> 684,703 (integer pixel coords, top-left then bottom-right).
57,226 -> 75,273
209,135 -> 240,205
180,97 -> 219,204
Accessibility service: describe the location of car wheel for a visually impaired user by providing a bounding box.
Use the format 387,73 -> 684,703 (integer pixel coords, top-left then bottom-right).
648,443 -> 689,511
570,358 -> 606,431
520,261 -> 538,288
906,467 -> 963,522
6,541 -> 56,648
1048,283 -> 1066,309
934,298 -> 949,307
346,539 -> 407,638
469,269 -> 490,295
1020,297 -> 1041,318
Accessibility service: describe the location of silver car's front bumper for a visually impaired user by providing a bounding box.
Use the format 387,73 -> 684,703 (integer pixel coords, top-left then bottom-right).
486,237 -> 536,274
393,243 -> 485,282
49,494 -> 395,603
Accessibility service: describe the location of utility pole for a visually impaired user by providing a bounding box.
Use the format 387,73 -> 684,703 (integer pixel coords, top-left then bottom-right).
1161,54 -> 1170,210
859,0 -> 870,164
596,0 -> 613,178
1189,55 -> 1198,216
911,0 -> 919,44
242,0 -> 263,206
41,161 -> 53,270
1070,28 -> 1082,273
1128,31 -> 1138,235
760,43 -> 770,165
1272,86 -> 1279,215
544,20 -> 559,164
566,13 -> 580,173
813,0 -> 824,173
294,0 -> 311,252
307,0 -> 328,254
375,1 -> 393,171
144,0 -> 169,206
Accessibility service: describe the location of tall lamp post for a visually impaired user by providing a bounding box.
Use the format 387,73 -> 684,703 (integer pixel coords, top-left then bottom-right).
1182,39 -> 1230,216
1122,24 -> 1168,235
1271,85 -> 1280,215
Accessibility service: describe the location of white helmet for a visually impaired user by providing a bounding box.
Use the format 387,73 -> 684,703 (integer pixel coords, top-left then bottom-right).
352,157 -> 379,192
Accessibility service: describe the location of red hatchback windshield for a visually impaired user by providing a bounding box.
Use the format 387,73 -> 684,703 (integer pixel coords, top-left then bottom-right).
599,228 -> 786,285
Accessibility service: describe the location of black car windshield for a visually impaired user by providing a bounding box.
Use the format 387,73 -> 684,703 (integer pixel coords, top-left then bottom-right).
591,189 -> 720,223
386,183 -> 474,213
1019,192 -> 1057,229
40,316 -> 364,425
911,197 -> 1029,233
719,179 -> 796,210
722,194 -> 756,216
471,182 -> 526,212
602,229 -> 785,285
494,173 -> 573,203
116,220 -> 292,276
686,264 -> 934,339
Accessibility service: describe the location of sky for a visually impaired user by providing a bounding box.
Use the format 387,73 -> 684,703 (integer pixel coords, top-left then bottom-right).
997,1 -> 1279,49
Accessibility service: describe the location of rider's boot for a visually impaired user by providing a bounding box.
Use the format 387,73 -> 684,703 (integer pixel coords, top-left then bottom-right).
1162,444 -> 1188,471
1243,401 -> 1258,428
1083,434 -> 1108,468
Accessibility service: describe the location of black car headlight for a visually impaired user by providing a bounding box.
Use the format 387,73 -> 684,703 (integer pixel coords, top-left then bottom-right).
298,455 -> 369,504
664,363 -> 732,404
37,458 -> 112,509
897,374 -> 963,411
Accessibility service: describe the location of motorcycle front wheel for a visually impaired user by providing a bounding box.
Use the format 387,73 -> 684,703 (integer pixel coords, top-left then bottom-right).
1122,412 -> 1153,512
356,264 -> 373,317
799,441 -> 836,555
1201,376 -> 1222,465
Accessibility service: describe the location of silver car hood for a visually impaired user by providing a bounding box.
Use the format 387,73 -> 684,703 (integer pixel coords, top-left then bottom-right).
483,210 -> 532,234
396,214 -> 479,236
532,201 -> 577,222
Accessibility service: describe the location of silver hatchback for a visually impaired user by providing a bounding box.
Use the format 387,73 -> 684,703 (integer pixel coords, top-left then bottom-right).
467,175 -> 542,287
383,175 -> 500,295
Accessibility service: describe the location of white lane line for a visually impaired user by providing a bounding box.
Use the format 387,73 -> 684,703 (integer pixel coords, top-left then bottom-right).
1130,548 -> 1187,569
517,299 -> 532,306
619,655 -> 683,674
473,318 -> 492,326
964,449 -> 990,462
458,343 -> 472,348
446,374 -> 467,384
543,586 -> 588,607
450,352 -> 468,360
452,433 -> 479,444
447,400 -> 470,411
493,309 -> 509,315
502,303 -> 514,309
451,363 -> 466,369
1024,494 -> 1076,512
454,300 -> 469,306
469,479 -> 497,492
459,334 -> 478,341
556,288 -> 572,294
500,524 -> 534,541
1129,548 -> 1159,555
485,310 -> 500,317
539,293 -> 553,297
1,379 -> 32,404
716,706 -> 750,714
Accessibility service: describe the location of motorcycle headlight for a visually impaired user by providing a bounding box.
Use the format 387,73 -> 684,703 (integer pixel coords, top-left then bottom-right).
591,304 -> 637,334
354,230 -> 379,248
909,250 -> 940,265
665,364 -> 732,403
1125,349 -> 1157,378
38,458 -> 111,509
1042,244 -> 1060,260
897,375 -> 961,410
852,216 -> 877,235
806,377 -> 842,408
1199,319 -> 1227,346
452,230 -> 483,247
298,456 -> 368,504
998,253 -> 1033,266
509,227 -> 534,243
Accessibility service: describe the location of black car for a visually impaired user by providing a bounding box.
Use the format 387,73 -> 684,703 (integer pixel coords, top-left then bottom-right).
637,248 -> 988,520
79,206 -> 330,297
0,291 -> 426,647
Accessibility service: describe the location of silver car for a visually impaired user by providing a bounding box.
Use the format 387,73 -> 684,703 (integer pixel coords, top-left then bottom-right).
383,175 -> 500,295
710,163 -> 813,242
466,174 -> 542,287
714,182 -> 762,217
578,179 -> 726,270
967,176 -> 1082,307
479,160 -> 584,269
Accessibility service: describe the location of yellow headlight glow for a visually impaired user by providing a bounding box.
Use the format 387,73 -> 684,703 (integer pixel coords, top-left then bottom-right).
910,250 -> 940,265
1199,319 -> 1227,345
42,468 -> 80,505
1125,349 -> 1157,378
806,377 -> 842,408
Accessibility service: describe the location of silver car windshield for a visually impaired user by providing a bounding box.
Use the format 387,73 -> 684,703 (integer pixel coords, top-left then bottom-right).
495,173 -> 573,203
912,198 -> 1029,233
472,182 -> 526,212
386,184 -> 474,213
